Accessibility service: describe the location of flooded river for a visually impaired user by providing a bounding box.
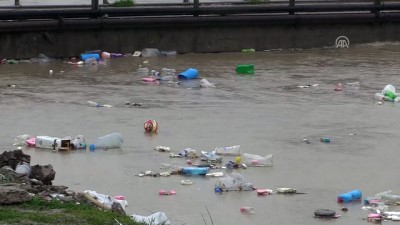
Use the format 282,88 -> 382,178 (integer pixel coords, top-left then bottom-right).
1,43 -> 400,224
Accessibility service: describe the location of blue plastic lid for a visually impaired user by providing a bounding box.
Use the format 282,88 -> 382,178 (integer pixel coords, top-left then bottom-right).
214,188 -> 222,193
89,144 -> 95,151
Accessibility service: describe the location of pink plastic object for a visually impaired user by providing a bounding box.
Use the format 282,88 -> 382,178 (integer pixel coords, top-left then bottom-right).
367,213 -> 381,222
101,52 -> 111,59
334,83 -> 343,91
186,160 -> 192,165
240,207 -> 255,215
114,195 -> 125,200
25,137 -> 36,147
159,190 -> 176,195
257,189 -> 273,196
143,77 -> 157,82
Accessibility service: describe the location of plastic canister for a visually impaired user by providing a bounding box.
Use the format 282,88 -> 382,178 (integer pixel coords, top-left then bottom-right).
35,136 -> 61,150
338,190 -> 362,202
80,53 -> 100,61
178,68 -> 198,79
236,64 -> 254,74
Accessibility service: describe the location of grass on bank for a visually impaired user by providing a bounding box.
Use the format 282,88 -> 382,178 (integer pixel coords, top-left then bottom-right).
0,197 -> 146,225
112,0 -> 135,7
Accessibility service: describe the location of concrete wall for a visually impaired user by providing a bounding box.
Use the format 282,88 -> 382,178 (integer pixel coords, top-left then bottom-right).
0,13 -> 400,59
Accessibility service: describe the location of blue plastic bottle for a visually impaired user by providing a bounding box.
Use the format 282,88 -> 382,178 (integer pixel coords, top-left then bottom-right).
182,167 -> 209,175
338,190 -> 362,202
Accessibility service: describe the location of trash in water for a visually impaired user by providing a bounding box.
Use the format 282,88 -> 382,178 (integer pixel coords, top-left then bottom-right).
154,146 -> 171,152
242,153 -> 273,167
14,134 -> 31,146
133,51 -> 142,57
130,212 -> 171,225
334,83 -> 343,91
201,151 -> 222,163
215,172 -> 254,192
302,138 -> 311,144
125,102 -> 142,107
215,145 -> 241,156
142,77 -> 158,83
367,213 -> 381,222
320,137 -> 331,143
89,133 -> 123,151
178,148 -> 198,158
375,84 -> 400,102
257,189 -> 274,195
180,179 -> 193,185
159,172 -> 171,177
200,79 -> 215,88
344,81 -> 360,95
159,190 -> 176,195
337,189 -> 362,203
314,209 -> 338,218
276,187 -> 297,194
297,84 -> 318,88
236,64 -> 254,74
241,48 -> 256,53
224,161 -> 246,170
206,172 -> 224,177
80,53 -> 100,61
144,120 -> 158,133
182,166 -> 209,175
87,101 -> 113,108
178,68 -> 198,80
240,206 -> 255,215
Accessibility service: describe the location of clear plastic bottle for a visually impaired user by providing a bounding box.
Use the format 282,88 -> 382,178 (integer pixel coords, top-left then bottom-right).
214,145 -> 241,156
89,133 -> 123,150
240,207 -> 255,215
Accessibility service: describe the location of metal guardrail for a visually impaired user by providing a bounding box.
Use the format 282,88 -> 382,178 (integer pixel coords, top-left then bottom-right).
0,0 -> 399,20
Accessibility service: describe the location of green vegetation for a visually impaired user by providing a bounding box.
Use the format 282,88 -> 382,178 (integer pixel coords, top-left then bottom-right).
0,197 -> 145,225
112,0 -> 135,7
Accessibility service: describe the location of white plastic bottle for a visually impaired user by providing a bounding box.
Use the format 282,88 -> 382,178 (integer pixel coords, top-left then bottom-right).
89,133 -> 123,150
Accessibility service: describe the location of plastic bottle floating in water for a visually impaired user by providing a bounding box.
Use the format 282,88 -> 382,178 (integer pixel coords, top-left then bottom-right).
240,207 -> 255,215
159,190 -> 176,195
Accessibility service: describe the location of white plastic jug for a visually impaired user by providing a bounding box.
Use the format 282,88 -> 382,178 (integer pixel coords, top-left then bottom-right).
35,136 -> 61,150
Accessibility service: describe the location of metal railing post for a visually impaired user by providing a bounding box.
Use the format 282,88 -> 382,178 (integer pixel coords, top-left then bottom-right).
372,0 -> 381,13
289,0 -> 295,15
92,0 -> 99,10
194,0 -> 199,16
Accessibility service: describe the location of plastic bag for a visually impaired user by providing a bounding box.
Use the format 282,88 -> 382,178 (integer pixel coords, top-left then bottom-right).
14,134 -> 31,146
215,172 -> 254,191
130,212 -> 171,225
242,153 -> 273,167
